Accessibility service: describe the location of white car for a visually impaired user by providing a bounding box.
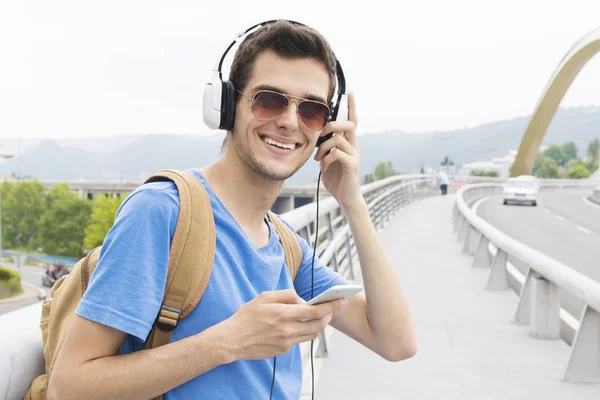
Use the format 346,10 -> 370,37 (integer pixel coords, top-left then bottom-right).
503,176 -> 539,206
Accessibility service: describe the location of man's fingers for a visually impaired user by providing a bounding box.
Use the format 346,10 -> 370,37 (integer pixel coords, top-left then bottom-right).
347,92 -> 358,127
258,289 -> 303,304
293,315 -> 333,335
314,134 -> 357,162
282,299 -> 344,321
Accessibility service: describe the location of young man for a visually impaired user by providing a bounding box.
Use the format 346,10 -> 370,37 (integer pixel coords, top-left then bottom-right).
47,21 -> 416,400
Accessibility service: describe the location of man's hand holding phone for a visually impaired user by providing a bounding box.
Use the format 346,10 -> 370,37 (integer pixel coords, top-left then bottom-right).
313,92 -> 362,210
219,289 -> 346,362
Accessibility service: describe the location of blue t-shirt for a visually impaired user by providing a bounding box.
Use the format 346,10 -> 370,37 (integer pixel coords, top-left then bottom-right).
76,169 -> 346,399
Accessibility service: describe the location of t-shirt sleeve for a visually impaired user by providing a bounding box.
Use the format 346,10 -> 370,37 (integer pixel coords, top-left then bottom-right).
75,183 -> 179,342
287,223 -> 348,302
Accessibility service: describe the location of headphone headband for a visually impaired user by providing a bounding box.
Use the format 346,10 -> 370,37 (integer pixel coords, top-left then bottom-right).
203,19 -> 348,132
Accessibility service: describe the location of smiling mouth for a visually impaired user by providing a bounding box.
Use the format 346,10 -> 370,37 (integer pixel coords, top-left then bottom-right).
260,135 -> 300,150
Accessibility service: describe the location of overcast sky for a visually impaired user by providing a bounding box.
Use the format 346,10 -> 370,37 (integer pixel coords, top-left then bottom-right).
1,0 -> 600,140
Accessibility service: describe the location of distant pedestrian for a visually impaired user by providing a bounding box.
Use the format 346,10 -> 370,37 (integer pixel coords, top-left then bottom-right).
437,171 -> 449,195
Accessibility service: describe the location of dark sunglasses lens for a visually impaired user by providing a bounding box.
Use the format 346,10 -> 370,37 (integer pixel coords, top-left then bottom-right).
252,91 -> 289,119
299,101 -> 329,131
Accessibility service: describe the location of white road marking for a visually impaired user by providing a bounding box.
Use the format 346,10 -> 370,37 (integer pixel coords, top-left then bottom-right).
506,262 -> 525,285
583,196 -> 600,210
544,208 -> 551,213
473,196 -> 495,214
556,215 -> 565,221
560,309 -> 581,331
576,226 -> 592,235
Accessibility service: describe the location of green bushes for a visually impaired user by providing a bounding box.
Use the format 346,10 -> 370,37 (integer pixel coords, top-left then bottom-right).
0,266 -> 22,299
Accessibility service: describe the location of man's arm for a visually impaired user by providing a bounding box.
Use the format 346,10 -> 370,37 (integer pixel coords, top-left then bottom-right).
329,199 -> 417,362
48,291 -> 344,400
47,315 -> 230,400
314,92 -> 417,362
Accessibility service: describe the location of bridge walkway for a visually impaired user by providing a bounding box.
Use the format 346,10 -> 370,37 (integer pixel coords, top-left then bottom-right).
313,194 -> 599,399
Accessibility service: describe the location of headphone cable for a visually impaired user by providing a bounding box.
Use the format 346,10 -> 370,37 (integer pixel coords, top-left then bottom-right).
269,171 -> 321,400
309,171 -> 322,400
269,356 -> 276,400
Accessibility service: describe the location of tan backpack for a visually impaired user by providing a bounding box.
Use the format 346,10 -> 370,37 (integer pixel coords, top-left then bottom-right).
25,169 -> 302,400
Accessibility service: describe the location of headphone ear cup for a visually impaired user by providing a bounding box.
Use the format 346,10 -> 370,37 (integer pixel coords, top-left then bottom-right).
220,80 -> 237,131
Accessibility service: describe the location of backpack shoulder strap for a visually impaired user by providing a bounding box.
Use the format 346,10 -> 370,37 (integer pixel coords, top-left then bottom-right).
143,169 -> 216,353
267,211 -> 302,281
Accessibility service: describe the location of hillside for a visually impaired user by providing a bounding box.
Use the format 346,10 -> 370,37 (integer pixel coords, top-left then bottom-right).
1,106 -> 599,185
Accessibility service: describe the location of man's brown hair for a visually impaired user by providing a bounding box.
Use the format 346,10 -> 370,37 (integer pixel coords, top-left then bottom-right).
229,20 -> 338,103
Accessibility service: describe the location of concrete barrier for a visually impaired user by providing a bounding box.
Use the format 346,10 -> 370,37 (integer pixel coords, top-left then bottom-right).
0,302 -> 45,400
593,187 -> 600,204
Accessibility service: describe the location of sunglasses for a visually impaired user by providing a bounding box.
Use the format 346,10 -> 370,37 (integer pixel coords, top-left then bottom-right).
237,89 -> 330,132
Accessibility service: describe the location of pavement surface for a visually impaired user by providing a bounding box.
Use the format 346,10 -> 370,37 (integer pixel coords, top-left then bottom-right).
314,193 -> 600,399
0,261 -> 48,316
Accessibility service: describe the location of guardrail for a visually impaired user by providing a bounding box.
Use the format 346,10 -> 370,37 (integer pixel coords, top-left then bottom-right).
453,179 -> 600,383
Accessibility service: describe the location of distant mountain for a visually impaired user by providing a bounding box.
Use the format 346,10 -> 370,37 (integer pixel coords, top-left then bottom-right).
1,106 -> 599,185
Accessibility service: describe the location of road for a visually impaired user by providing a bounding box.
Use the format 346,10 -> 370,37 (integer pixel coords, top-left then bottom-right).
476,189 -> 600,343
0,261 -> 49,316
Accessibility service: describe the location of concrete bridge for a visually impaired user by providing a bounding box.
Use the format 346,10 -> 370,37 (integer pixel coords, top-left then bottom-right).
39,179 -> 319,214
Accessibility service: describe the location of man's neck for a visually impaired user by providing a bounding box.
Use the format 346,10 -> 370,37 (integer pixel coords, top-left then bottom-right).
200,152 -> 284,235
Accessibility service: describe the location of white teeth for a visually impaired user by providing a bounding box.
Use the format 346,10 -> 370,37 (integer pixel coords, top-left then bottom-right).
264,137 -> 295,150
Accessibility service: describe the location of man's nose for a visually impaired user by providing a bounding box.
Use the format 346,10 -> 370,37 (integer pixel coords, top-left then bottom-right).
275,100 -> 300,131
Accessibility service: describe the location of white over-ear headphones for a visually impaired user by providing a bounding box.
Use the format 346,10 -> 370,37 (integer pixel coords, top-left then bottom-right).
202,19 -> 348,144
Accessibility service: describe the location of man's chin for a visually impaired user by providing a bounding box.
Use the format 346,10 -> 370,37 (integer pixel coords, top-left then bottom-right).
255,162 -> 302,182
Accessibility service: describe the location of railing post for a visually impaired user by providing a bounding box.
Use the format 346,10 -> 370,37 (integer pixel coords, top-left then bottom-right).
463,228 -> 480,255
453,214 -> 464,234
345,233 -> 355,280
529,273 -> 560,339
564,305 -> 600,382
394,189 -> 402,211
458,220 -> 469,242
514,268 -> 533,324
486,249 -> 509,290
462,226 -> 475,254
472,235 -> 490,268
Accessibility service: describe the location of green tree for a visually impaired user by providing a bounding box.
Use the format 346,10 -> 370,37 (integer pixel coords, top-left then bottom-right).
533,154 -> 559,178
585,160 -> 599,174
543,144 -> 567,166
440,156 -> 454,172
567,164 -> 591,179
588,138 -> 599,172
1,180 -> 46,250
374,161 -> 398,181
470,170 -> 498,177
588,138 -> 599,162
38,183 -> 92,257
84,194 -> 127,250
562,142 -> 578,163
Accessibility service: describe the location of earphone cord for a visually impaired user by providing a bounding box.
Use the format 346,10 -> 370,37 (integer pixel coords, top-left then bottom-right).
310,171 -> 322,400
269,356 -> 276,400
269,171 -> 322,400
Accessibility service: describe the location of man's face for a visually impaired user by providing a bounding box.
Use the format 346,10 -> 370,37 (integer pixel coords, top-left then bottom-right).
230,49 -> 330,182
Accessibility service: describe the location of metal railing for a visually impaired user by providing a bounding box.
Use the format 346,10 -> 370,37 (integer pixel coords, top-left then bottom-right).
453,179 -> 600,383
285,174 -> 441,363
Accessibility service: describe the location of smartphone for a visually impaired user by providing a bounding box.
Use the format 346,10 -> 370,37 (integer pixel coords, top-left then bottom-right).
316,93 -> 348,147
306,284 -> 363,305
